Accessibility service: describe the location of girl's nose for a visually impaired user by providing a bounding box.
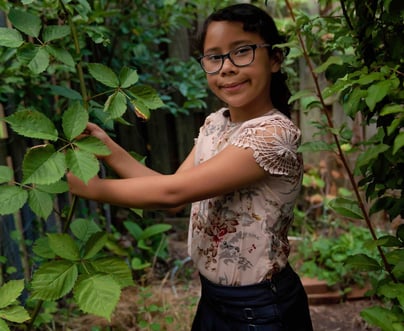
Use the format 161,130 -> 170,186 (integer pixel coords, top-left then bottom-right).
220,57 -> 237,74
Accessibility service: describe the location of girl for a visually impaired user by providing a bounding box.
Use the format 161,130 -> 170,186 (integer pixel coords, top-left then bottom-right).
68,3 -> 313,330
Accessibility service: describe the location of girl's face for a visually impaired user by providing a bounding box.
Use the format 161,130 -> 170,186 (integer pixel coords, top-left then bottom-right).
203,21 -> 280,120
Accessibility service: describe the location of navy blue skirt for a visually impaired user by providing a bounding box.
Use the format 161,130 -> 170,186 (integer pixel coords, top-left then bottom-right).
191,264 -> 313,331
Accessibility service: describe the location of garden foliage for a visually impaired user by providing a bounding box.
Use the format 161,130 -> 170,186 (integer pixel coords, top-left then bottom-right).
284,0 -> 404,329
0,0 -> 403,330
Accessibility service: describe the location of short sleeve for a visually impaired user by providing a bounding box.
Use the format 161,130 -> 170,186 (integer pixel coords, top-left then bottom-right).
231,115 -> 302,176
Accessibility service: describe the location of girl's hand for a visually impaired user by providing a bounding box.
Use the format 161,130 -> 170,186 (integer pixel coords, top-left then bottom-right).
66,171 -> 99,200
76,122 -> 116,160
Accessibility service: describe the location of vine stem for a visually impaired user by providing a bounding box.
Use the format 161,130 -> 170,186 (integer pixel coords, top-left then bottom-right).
284,0 -> 395,281
27,3 -> 92,329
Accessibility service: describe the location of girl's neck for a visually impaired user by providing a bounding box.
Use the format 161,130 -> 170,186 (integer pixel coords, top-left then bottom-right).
227,102 -> 275,123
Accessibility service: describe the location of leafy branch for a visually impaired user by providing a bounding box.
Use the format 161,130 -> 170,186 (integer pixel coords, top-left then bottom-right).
284,0 -> 395,281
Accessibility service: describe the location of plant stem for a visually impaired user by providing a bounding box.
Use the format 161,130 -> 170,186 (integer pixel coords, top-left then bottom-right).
284,0 -> 396,281
26,300 -> 43,331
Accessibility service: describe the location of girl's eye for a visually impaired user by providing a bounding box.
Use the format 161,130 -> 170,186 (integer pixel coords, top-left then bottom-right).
206,54 -> 222,62
233,46 -> 252,57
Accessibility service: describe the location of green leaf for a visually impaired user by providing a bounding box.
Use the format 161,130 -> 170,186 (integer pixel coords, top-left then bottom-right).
82,232 -> 108,259
74,136 -> 111,156
42,25 -> 70,42
31,260 -> 78,300
32,237 -> 55,259
0,305 -> 30,323
0,28 -> 24,47
70,218 -> 101,242
0,166 -> 13,184
393,132 -> 404,155
45,45 -> 75,67
0,318 -> 10,331
105,91 -> 127,119
361,306 -> 403,331
131,257 -> 151,270
5,109 -> 58,141
328,198 -> 364,219
355,144 -> 390,174
131,98 -> 150,120
345,254 -> 381,271
380,104 -> 404,116
119,66 -> 138,88
0,280 -> 24,309
288,90 -> 314,104
88,63 -> 119,88
8,8 -> 41,38
65,149 -> 99,184
365,80 -> 391,111
48,233 -> 80,261
378,282 -> 404,307
0,186 -> 28,216
90,257 -> 133,287
22,145 -> 66,185
49,85 -> 82,100
28,47 -> 50,74
130,84 -> 164,110
123,221 -> 143,240
298,141 -> 336,153
36,180 -> 69,194
28,189 -> 53,219
62,102 -> 88,141
385,249 -> 404,266
314,56 -> 343,73
140,224 -> 172,240
74,274 -> 121,321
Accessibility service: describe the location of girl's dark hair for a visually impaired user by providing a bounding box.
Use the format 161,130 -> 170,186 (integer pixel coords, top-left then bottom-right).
198,4 -> 292,118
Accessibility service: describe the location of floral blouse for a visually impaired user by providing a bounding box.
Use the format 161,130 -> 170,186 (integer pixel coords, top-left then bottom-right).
189,108 -> 303,286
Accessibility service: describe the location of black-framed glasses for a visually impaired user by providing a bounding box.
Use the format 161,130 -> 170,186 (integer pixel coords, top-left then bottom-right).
199,43 -> 271,74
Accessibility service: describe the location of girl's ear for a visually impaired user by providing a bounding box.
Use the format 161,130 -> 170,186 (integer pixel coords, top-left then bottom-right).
270,49 -> 283,73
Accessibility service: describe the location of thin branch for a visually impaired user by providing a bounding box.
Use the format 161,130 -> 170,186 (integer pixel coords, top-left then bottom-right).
284,0 -> 396,282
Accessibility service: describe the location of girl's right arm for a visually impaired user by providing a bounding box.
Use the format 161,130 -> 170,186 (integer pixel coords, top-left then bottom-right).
84,122 -> 159,178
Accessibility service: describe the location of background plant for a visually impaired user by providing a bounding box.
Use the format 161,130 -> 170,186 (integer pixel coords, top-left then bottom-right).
283,0 -> 404,330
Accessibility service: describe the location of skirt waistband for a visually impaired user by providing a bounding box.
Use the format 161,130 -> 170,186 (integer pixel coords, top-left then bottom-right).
200,264 -> 298,307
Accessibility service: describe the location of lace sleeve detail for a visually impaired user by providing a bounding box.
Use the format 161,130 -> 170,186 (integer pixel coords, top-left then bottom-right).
232,115 -> 302,176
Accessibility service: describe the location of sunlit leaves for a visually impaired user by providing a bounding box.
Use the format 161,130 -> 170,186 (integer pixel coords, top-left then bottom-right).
0,28 -> 23,47
0,166 -> 13,183
74,274 -> 121,321
70,218 -> 101,242
119,66 -> 139,88
88,63 -> 119,88
74,137 -> 111,156
31,261 -> 78,300
90,257 -> 133,288
88,64 -> 163,119
104,91 -> 127,118
5,109 -> 58,141
65,149 -> 99,184
62,102 -> 89,141
28,188 -> 53,219
22,145 -> 66,185
0,280 -> 30,327
0,186 -> 28,215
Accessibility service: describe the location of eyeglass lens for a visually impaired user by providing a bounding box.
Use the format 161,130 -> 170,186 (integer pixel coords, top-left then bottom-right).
200,45 -> 256,74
